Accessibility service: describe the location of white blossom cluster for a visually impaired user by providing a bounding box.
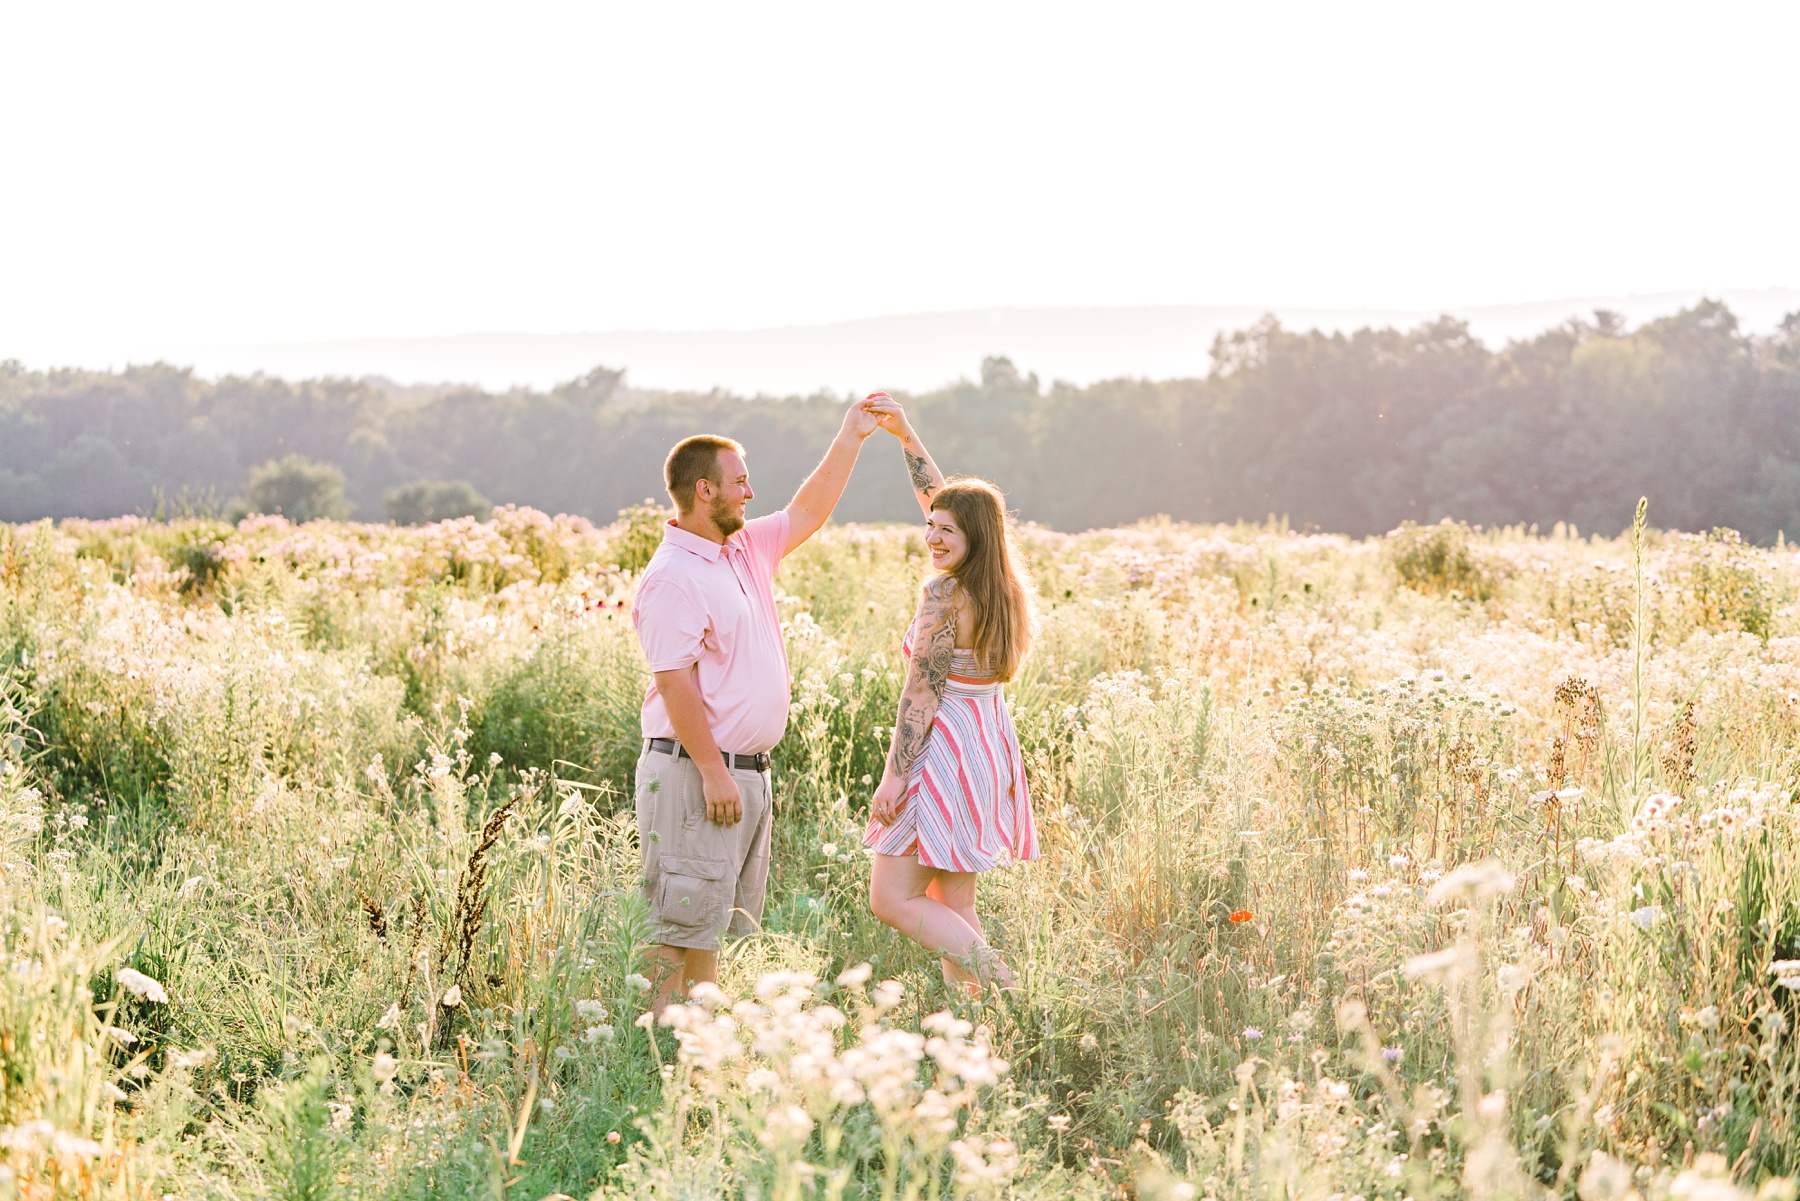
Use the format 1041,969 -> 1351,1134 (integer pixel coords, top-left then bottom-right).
651,965 -> 1017,1191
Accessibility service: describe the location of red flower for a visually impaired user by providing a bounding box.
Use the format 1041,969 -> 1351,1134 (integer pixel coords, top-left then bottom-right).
1228,909 -> 1255,923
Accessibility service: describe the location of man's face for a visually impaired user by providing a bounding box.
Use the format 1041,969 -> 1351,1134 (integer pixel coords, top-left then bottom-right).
702,450 -> 753,537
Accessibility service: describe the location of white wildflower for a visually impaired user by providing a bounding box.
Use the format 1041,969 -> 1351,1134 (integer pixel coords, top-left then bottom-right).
116,968 -> 169,1003
1428,858 -> 1515,903
1579,1151 -> 1633,1201
1406,946 -> 1472,980
1496,963 -> 1532,994
871,979 -> 905,1014
53,1131 -> 104,1160
1670,1154 -> 1750,1201
950,1135 -> 1021,1189
759,1103 -> 814,1149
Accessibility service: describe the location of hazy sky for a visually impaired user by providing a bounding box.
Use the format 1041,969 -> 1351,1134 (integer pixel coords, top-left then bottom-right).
3,2 -> 1796,368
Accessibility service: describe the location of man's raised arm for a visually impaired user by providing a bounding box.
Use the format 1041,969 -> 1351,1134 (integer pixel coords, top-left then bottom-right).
782,395 -> 898,555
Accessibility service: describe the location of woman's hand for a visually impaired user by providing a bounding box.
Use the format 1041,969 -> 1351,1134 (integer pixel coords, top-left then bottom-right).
864,392 -> 914,443
870,774 -> 908,825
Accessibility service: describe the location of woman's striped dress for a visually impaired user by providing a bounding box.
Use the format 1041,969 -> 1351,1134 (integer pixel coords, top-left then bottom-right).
862,620 -> 1039,872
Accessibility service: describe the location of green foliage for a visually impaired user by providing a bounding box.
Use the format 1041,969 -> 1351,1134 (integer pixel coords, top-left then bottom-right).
7,302 -> 1800,540
1385,518 -> 1500,600
259,1057 -> 346,1201
167,521 -> 238,594
465,608 -> 645,795
237,454 -> 355,523
607,499 -> 673,575
1683,527 -> 1775,638
383,479 -> 492,526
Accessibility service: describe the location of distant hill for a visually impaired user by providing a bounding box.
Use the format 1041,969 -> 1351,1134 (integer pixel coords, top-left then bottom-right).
170,290 -> 1800,395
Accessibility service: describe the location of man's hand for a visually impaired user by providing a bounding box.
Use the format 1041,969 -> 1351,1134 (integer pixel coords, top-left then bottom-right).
701,764 -> 744,826
870,774 -> 908,825
843,393 -> 900,442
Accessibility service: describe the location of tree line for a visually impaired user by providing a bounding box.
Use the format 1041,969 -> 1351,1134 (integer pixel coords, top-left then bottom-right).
4,300 -> 1798,540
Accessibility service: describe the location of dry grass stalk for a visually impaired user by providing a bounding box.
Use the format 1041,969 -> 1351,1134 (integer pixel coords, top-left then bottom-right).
436,787 -> 531,987
1553,675 -> 1601,775
357,888 -> 387,941
1660,701 -> 1697,792
398,892 -> 427,1007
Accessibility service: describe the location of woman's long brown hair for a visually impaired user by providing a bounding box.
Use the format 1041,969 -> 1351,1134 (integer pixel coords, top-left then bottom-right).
932,478 -> 1032,682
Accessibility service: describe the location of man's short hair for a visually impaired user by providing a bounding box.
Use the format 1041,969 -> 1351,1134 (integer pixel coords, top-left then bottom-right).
664,435 -> 745,512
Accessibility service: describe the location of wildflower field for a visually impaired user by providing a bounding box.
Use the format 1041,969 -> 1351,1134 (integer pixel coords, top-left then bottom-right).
4,504 -> 1800,1201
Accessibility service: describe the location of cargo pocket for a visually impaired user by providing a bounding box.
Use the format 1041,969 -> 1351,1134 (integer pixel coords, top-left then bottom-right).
657,856 -> 728,932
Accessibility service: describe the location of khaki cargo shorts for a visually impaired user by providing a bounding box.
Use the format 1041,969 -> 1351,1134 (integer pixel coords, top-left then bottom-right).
635,746 -> 774,951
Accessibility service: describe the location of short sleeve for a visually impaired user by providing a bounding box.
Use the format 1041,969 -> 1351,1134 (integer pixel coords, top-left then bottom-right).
632,578 -> 709,672
739,511 -> 791,579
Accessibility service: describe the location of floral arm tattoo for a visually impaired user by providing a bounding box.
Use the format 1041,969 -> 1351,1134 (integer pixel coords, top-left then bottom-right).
900,434 -> 947,516
886,577 -> 957,781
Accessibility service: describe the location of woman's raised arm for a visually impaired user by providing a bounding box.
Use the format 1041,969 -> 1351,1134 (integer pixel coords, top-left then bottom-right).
868,394 -> 948,518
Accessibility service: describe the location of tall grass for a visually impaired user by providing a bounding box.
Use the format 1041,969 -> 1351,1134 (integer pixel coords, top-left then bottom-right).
0,509 -> 1797,1199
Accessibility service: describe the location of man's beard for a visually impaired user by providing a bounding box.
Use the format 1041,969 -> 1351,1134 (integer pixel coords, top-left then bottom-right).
710,494 -> 744,538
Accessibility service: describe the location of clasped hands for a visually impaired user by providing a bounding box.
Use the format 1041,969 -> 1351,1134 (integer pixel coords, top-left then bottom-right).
842,391 -> 913,442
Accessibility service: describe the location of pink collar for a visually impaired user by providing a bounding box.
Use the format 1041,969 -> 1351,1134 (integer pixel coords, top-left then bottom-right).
661,519 -> 727,562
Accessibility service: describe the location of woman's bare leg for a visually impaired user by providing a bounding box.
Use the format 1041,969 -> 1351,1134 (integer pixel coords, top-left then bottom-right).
926,872 -> 986,987
871,856 -> 1012,989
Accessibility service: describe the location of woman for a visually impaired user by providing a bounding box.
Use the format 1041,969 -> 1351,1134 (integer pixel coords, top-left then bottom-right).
861,397 -> 1039,991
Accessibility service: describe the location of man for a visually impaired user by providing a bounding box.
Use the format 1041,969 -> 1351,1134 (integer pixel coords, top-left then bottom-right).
631,395 -> 899,1013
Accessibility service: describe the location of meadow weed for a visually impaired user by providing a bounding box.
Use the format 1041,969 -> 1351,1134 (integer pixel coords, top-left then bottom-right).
1,507 -> 1798,1197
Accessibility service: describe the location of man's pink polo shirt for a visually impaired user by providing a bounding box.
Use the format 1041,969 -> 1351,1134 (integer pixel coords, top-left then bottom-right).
632,512 -> 791,755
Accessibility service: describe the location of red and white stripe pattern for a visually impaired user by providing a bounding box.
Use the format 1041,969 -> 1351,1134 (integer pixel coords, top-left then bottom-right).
863,627 -> 1039,871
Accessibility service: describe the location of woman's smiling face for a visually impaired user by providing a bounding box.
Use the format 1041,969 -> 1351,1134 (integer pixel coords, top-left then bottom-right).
926,509 -> 968,572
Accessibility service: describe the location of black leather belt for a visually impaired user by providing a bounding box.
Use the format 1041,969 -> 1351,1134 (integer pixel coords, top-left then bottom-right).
643,738 -> 771,773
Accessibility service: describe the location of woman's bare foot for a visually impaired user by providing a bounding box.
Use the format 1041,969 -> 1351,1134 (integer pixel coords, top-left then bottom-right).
941,956 -> 982,998
943,945 -> 1015,994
